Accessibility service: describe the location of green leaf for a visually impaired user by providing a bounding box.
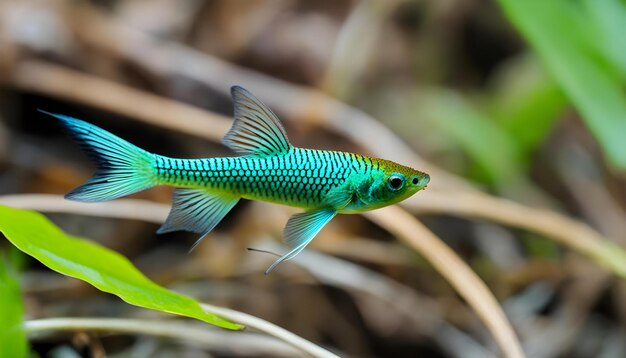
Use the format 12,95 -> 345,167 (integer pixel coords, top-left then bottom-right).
0,251 -> 28,358
0,205 -> 242,330
488,56 -> 567,157
417,90 -> 524,185
497,0 -> 626,169
584,0 -> 626,78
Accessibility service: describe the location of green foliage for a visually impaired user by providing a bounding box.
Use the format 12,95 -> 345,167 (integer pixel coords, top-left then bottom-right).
585,0 -> 626,77
497,0 -> 626,170
0,205 -> 242,330
0,250 -> 28,358
488,57 -> 567,159
417,90 -> 523,185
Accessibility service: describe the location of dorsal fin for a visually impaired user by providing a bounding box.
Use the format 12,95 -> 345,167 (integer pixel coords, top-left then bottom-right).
223,86 -> 291,157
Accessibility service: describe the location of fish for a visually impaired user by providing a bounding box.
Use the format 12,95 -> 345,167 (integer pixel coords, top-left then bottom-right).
40,86 -> 430,274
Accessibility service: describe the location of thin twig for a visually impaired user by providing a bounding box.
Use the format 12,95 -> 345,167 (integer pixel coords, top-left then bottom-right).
253,241 -> 442,335
0,194 -> 525,357
9,191 -> 622,279
364,206 -> 525,358
24,317 -> 302,357
200,303 -> 340,358
404,189 -> 626,277
0,194 -> 168,224
9,61 -> 231,143
0,197 -> 339,357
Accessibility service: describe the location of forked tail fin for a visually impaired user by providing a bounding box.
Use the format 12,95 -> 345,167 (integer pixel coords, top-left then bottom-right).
41,110 -> 157,202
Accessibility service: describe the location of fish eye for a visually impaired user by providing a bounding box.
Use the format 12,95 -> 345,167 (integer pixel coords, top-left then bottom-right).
412,176 -> 419,185
387,175 -> 405,191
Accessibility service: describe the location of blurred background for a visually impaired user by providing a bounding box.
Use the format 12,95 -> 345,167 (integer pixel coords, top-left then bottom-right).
1,0 -> 626,357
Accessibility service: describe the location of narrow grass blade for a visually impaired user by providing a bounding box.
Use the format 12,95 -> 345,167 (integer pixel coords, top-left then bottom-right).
497,0 -> 626,169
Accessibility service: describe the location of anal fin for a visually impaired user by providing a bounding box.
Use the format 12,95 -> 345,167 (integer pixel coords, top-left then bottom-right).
265,208 -> 336,274
157,188 -> 239,251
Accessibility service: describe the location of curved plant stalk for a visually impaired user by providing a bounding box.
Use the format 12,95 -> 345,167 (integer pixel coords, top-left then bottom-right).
0,203 -> 337,358
10,61 -> 230,143
200,304 -> 340,358
0,194 -> 526,357
7,192 -> 624,282
0,205 -> 243,330
253,240 -> 442,335
0,194 -> 168,224
365,207 -> 525,358
25,318 -> 302,357
404,189 -> 626,278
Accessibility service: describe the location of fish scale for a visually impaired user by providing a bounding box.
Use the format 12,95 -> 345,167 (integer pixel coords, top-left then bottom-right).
155,148 -> 365,209
43,85 -> 429,273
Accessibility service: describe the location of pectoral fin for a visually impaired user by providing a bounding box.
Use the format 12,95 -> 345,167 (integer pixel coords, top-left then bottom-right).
157,188 -> 239,252
265,208 -> 337,274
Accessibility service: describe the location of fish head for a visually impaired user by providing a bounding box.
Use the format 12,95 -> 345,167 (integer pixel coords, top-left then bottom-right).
351,159 -> 429,211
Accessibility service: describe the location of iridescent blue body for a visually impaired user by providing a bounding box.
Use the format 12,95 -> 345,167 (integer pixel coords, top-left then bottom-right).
43,86 -> 429,273
153,149 -> 415,213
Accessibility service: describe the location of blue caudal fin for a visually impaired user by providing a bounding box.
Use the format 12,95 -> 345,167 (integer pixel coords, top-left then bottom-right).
40,110 -> 157,202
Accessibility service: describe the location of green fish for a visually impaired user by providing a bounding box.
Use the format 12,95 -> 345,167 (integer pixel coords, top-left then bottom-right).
41,86 -> 430,273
